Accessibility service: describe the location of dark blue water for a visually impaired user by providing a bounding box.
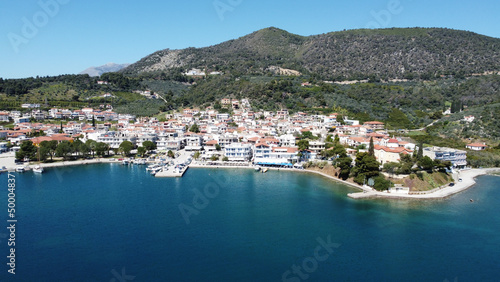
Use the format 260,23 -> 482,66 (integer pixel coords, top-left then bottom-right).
0,164 -> 499,281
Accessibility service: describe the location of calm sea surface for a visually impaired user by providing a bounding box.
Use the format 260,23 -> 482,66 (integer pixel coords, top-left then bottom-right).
0,164 -> 499,281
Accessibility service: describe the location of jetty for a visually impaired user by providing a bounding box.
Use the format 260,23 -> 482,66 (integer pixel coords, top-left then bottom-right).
154,166 -> 188,177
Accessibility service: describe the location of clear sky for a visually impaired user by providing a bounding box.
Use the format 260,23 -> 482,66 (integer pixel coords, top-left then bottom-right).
1,0 -> 499,79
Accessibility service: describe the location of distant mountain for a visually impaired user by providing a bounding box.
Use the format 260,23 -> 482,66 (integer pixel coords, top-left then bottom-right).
80,62 -> 130,77
122,27 -> 500,80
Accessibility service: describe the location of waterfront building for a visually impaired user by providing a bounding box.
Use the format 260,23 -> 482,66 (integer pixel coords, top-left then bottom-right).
423,146 -> 467,168
224,143 -> 253,161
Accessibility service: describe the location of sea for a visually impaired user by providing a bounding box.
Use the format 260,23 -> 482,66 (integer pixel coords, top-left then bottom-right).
0,164 -> 499,282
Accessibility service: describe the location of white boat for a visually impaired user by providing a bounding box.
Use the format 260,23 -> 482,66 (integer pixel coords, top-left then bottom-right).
15,166 -> 26,172
33,165 -> 44,174
261,168 -> 268,173
146,164 -> 162,171
150,166 -> 163,175
134,159 -> 146,165
122,159 -> 130,165
254,166 -> 261,171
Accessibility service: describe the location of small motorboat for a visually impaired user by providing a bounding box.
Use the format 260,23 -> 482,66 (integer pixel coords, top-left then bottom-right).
33,165 -> 44,174
15,166 -> 26,172
254,166 -> 261,171
261,168 -> 268,173
134,159 -> 146,165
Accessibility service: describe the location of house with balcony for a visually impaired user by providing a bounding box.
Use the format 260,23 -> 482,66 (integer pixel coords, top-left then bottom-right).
185,135 -> 203,151
224,143 -> 252,161
423,147 -> 467,168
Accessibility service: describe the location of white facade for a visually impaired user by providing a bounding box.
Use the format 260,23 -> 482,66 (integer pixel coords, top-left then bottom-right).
96,132 -> 137,149
224,143 -> 253,161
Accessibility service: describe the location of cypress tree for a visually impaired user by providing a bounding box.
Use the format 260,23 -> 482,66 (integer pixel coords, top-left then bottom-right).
368,137 -> 375,156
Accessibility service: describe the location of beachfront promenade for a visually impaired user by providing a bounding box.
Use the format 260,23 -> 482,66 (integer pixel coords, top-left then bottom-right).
1,151 -> 498,199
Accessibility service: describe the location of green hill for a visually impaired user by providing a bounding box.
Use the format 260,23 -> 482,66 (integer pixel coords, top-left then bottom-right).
123,27 -> 500,80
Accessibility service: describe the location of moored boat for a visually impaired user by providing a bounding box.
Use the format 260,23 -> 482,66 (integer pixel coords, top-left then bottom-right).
33,165 -> 44,174
15,166 -> 26,172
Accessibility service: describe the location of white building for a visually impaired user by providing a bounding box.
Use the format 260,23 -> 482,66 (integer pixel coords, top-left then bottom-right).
278,134 -> 296,147
254,144 -> 299,166
96,132 -> 137,149
224,143 -> 253,161
185,135 -> 203,151
423,147 -> 467,168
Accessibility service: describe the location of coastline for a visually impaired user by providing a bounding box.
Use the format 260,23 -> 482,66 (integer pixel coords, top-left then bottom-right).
2,152 -> 498,200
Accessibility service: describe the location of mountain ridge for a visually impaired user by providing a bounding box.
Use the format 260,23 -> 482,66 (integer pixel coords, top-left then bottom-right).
122,27 -> 500,80
80,62 -> 130,77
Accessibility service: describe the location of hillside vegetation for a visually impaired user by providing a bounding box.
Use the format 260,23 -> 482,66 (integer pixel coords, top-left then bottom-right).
123,27 -> 500,80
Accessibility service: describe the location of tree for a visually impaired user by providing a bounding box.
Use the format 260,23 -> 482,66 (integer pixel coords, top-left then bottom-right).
86,139 -> 97,158
300,131 -> 316,140
386,108 -> 411,129
373,175 -> 392,191
72,139 -> 84,157
382,162 -> 400,176
142,141 -> 157,152
368,137 -> 374,156
137,146 -> 146,157
55,141 -> 73,160
336,115 -> 345,125
297,139 -> 310,152
352,152 -> 381,185
210,155 -> 219,161
38,145 -> 50,162
40,140 -> 58,161
193,151 -> 201,160
189,123 -> 200,133
167,150 -> 175,158
79,143 -> 90,158
118,141 -> 134,156
222,156 -> 229,162
336,152 -> 352,180
417,141 -> 423,160
15,140 -> 37,161
95,142 -> 109,157
418,156 -> 435,171
215,144 -> 221,151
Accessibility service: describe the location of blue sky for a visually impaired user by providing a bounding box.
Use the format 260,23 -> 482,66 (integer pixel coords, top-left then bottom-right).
1,0 -> 499,79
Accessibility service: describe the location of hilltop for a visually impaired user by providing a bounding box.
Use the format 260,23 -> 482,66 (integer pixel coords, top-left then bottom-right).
122,27 -> 500,80
80,63 -> 131,77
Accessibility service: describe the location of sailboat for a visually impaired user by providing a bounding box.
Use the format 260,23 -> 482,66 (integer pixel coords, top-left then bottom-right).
33,145 -> 44,173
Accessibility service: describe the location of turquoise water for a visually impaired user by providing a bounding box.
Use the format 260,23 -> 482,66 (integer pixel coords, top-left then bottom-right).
1,164 -> 500,281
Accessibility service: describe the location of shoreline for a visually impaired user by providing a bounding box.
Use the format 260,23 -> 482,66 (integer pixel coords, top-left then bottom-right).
2,152 -> 498,200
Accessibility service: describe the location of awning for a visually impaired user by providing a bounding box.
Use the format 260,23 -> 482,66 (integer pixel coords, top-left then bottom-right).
256,162 -> 293,166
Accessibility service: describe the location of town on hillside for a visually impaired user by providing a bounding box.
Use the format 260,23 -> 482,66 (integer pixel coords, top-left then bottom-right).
1,97 -> 488,191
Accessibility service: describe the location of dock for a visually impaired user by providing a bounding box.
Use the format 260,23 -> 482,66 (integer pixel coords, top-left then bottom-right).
154,166 -> 188,177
